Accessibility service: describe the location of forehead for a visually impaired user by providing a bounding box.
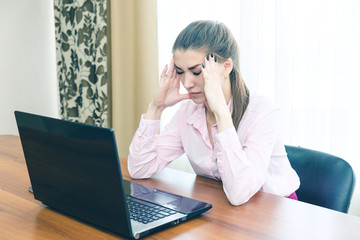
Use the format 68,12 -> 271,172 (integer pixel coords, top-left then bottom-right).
173,49 -> 206,68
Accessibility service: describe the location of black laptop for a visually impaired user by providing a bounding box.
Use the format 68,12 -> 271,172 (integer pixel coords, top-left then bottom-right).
15,111 -> 212,239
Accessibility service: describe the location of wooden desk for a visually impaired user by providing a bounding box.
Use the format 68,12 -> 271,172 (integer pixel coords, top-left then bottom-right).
1,135 -> 360,240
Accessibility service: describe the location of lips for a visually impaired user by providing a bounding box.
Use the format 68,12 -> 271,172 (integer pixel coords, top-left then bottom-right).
189,92 -> 201,98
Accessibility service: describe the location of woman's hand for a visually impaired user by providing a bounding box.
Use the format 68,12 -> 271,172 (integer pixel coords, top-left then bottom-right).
202,54 -> 228,115
145,58 -> 190,120
202,53 -> 233,132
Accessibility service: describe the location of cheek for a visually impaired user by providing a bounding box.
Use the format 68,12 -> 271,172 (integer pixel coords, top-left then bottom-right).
198,75 -> 205,87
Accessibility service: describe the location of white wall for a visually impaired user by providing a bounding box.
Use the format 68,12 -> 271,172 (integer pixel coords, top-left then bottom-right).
0,0 -> 58,135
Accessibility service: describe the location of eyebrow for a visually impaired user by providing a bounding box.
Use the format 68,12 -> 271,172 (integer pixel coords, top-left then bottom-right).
175,64 -> 202,71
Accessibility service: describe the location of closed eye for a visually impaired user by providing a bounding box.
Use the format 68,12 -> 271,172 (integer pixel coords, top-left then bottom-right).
176,71 -> 184,75
193,72 -> 201,76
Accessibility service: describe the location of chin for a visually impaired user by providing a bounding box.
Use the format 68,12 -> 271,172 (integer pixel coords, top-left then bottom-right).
190,97 -> 206,104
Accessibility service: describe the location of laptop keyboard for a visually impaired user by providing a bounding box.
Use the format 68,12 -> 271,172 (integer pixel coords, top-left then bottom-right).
126,195 -> 178,224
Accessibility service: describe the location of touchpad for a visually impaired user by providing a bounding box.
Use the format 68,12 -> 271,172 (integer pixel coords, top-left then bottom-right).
124,180 -> 180,204
140,190 -> 180,205
125,181 -> 210,214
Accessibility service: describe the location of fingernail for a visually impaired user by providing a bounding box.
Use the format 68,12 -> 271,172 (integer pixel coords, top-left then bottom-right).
202,64 -> 205,68
214,56 -> 217,62
211,53 -> 213,58
206,55 -> 209,61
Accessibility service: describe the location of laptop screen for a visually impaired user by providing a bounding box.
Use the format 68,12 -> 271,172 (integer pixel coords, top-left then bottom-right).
15,111 -> 133,237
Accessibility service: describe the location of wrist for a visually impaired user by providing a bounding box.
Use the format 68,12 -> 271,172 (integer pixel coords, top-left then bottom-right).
145,101 -> 165,120
214,109 -> 233,132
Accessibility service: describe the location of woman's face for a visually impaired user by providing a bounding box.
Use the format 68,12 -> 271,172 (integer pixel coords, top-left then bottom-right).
173,49 -> 207,104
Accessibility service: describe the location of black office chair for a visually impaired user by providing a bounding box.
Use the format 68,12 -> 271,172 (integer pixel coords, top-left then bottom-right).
285,145 -> 355,213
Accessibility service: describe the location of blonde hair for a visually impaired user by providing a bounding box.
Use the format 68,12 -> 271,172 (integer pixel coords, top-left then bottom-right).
172,20 -> 249,129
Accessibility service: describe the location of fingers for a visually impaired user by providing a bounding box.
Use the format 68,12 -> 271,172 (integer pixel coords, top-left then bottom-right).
202,53 -> 214,79
161,58 -> 177,81
161,58 -> 179,88
167,58 -> 175,79
203,53 -> 224,78
203,53 -> 218,68
160,64 -> 168,80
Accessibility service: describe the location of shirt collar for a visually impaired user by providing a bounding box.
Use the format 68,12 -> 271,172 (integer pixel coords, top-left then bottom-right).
186,103 -> 206,131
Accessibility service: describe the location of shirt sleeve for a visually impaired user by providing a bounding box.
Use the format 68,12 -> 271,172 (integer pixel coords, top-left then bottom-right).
214,108 -> 281,205
128,112 -> 185,179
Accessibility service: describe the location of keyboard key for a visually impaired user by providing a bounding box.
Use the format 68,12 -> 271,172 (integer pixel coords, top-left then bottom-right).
126,195 -> 177,224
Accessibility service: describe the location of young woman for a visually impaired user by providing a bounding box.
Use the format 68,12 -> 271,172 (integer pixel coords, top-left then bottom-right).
128,20 -> 299,205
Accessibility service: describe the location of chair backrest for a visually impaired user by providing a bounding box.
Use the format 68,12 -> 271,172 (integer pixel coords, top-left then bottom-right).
285,145 -> 355,213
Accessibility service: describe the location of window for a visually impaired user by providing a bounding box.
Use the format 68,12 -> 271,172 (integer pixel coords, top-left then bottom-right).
157,0 -> 360,215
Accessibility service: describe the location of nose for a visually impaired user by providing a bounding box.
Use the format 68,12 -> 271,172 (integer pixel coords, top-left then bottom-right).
182,74 -> 196,89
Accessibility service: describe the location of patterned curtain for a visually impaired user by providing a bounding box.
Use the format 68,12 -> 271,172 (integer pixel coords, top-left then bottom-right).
54,0 -> 110,127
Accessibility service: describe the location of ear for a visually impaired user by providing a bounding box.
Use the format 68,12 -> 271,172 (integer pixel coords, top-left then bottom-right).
223,58 -> 233,77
